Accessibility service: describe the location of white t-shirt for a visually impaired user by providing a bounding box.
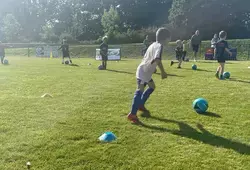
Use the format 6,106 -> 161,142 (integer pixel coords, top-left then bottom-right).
136,42 -> 163,83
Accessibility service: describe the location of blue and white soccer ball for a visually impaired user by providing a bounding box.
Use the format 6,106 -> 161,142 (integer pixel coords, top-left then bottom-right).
193,98 -> 208,114
3,59 -> 9,65
223,72 -> 230,79
65,60 -> 70,65
192,64 -> 197,70
98,64 -> 104,70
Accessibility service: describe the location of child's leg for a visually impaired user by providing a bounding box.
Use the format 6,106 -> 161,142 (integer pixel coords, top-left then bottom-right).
178,58 -> 182,68
130,80 -> 145,115
182,51 -> 186,61
62,56 -> 65,64
220,62 -> 225,77
69,56 -> 72,63
141,79 -> 155,109
215,65 -> 220,79
1,56 -> 4,64
104,60 -> 107,69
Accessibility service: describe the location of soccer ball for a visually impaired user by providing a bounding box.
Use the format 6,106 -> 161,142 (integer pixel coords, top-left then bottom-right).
223,72 -> 230,79
192,64 -> 197,70
98,64 -> 104,70
193,98 -> 208,114
65,60 -> 70,65
3,59 -> 9,65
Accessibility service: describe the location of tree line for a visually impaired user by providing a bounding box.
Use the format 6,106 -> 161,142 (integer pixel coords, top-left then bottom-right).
0,0 -> 249,44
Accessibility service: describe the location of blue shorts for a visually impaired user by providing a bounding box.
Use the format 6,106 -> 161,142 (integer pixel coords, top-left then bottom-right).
137,79 -> 154,88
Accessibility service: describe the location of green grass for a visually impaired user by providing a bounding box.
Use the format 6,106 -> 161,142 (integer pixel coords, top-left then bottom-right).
0,56 -> 250,170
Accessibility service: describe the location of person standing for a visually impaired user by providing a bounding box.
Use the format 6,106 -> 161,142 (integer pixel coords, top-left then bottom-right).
142,35 -> 150,56
58,38 -> 72,64
100,36 -> 108,70
190,30 -> 201,62
211,34 -> 219,49
0,42 -> 12,64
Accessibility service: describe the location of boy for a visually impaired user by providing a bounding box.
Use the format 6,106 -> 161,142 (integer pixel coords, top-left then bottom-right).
127,28 -> 170,123
100,36 -> 108,70
170,40 -> 183,68
182,40 -> 187,61
58,38 -> 72,64
0,42 -> 7,64
214,31 -> 232,80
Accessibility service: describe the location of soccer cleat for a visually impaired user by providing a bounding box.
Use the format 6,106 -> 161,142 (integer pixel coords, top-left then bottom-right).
127,113 -> 140,124
177,66 -> 181,69
215,73 -> 219,79
170,61 -> 174,66
219,75 -> 225,80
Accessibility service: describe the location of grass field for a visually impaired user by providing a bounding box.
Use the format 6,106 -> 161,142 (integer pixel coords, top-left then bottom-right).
0,56 -> 250,170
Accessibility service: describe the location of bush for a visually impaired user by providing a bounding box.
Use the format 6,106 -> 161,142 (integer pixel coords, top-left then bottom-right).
59,33 -> 79,44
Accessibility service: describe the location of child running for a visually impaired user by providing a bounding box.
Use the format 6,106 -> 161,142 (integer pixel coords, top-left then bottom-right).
170,40 -> 183,68
214,31 -> 232,80
127,28 -> 170,123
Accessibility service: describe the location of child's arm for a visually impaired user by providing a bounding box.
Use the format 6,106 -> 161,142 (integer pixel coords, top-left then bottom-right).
155,59 -> 167,79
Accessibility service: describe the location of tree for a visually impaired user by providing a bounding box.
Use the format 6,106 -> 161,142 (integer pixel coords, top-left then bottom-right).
2,14 -> 21,42
101,5 -> 121,37
169,0 -> 250,40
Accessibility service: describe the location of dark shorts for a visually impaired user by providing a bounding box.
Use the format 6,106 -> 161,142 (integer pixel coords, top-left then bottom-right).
217,56 -> 225,63
101,55 -> 108,61
192,45 -> 199,53
63,52 -> 70,58
137,79 -> 154,88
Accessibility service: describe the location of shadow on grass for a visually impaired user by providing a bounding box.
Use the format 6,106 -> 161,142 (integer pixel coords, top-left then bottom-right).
229,78 -> 250,84
199,112 -> 221,118
139,116 -> 250,155
154,73 -> 185,77
69,64 -> 80,67
197,61 -> 235,64
106,69 -> 134,75
181,68 -> 214,73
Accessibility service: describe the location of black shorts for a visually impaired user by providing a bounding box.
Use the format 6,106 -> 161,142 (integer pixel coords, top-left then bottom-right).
217,57 -> 225,63
192,45 -> 199,53
101,55 -> 108,61
63,52 -> 70,58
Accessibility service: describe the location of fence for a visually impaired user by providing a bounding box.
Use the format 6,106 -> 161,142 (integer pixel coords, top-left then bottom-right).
3,42 -> 250,60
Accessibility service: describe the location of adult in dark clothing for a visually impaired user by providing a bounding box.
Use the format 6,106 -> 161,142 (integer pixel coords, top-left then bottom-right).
100,36 -> 108,70
190,30 -> 202,62
58,39 -> 72,64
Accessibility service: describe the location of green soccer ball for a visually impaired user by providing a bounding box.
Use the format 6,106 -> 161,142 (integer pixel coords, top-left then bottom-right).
223,72 -> 230,79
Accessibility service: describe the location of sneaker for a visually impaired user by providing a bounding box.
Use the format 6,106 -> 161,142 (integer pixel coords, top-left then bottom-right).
220,75 -> 225,80
170,61 -> 174,66
215,73 -> 219,79
127,113 -> 140,124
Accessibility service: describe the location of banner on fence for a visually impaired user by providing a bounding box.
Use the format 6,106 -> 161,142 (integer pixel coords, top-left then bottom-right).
96,49 -> 121,60
36,46 -> 60,58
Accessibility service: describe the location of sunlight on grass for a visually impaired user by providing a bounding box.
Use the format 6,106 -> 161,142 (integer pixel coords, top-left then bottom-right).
0,57 -> 249,169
